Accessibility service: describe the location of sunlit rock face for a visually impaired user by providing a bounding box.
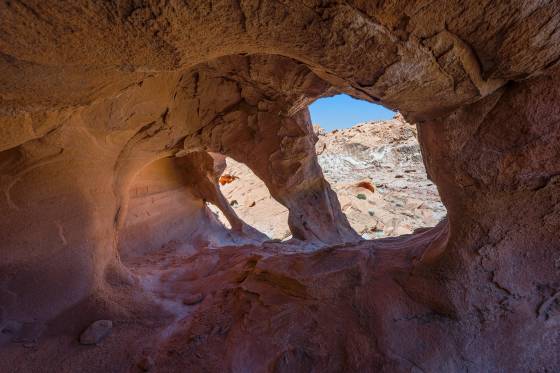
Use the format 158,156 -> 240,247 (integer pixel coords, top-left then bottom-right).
0,1 -> 559,371
210,117 -> 447,240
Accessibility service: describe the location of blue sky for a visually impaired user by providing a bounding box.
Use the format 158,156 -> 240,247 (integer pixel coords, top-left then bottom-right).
309,94 -> 395,131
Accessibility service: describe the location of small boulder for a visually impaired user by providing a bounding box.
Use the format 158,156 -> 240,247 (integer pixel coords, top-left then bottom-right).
355,180 -> 376,193
219,174 -> 238,185
182,293 -> 204,306
79,320 -> 112,345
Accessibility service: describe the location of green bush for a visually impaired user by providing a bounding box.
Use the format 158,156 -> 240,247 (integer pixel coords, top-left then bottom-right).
356,193 -> 367,200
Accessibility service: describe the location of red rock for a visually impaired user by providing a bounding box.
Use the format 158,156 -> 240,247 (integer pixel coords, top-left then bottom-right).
0,1 -> 558,371
218,174 -> 238,185
355,180 -> 376,193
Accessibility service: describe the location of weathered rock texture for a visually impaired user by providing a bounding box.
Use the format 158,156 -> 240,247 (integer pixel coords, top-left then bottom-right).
211,116 -> 446,239
0,1 -> 559,372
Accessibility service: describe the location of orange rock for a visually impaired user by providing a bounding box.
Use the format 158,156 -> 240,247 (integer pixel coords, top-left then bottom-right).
355,180 -> 376,193
219,174 -> 239,185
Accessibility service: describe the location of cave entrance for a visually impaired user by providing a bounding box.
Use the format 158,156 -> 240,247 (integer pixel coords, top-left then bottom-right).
209,157 -> 291,241
309,94 -> 447,238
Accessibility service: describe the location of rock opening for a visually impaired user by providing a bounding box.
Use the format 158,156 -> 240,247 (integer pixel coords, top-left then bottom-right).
0,2 -> 559,371
310,96 -> 446,238
210,157 -> 291,240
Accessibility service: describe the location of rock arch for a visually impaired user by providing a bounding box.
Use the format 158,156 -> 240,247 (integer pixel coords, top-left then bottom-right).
0,1 -> 559,371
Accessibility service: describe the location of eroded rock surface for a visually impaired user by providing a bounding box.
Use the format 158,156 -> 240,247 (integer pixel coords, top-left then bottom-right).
212,115 -> 446,239
0,1 -> 559,372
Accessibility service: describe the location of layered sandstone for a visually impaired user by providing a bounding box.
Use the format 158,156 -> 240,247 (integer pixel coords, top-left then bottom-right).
0,1 -> 559,372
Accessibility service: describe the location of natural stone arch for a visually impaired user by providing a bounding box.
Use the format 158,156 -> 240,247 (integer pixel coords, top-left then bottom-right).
174,151 -> 267,241
177,54 -> 359,245
0,1 -> 559,371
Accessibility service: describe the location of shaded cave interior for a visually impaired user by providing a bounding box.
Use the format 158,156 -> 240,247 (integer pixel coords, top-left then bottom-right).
0,2 -> 559,368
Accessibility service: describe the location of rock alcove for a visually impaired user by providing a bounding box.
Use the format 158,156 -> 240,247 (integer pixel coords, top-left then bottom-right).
0,2 -> 559,372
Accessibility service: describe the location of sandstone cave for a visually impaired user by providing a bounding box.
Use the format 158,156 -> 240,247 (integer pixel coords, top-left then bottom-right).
0,1 -> 559,372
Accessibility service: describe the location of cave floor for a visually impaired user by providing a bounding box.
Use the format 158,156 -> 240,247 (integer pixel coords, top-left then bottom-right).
1,227 -> 445,372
